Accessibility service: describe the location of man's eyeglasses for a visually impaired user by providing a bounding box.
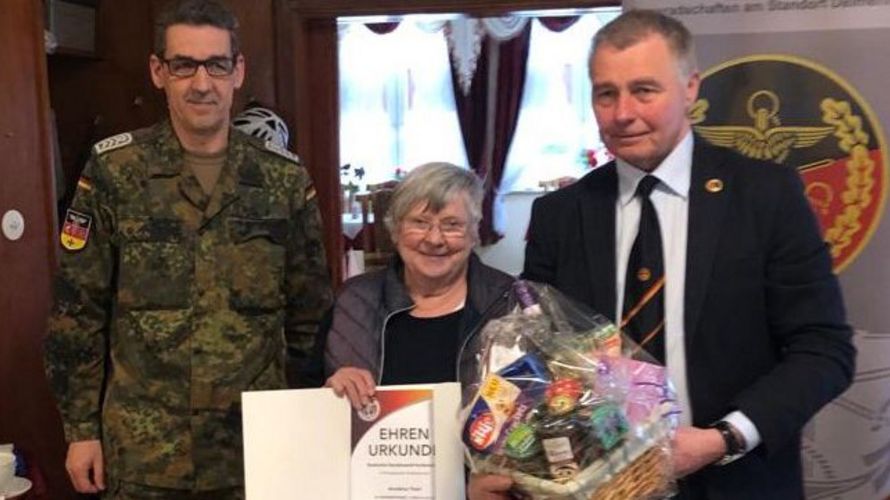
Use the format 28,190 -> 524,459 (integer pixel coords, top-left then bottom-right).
160,56 -> 238,78
402,217 -> 468,238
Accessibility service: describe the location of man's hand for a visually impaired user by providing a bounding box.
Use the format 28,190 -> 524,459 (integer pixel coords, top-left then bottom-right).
672,426 -> 726,477
468,474 -> 513,500
326,367 -> 376,409
66,439 -> 106,493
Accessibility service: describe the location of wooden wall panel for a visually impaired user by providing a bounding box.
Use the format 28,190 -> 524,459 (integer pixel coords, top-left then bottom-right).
231,0 -> 278,108
0,0 -> 74,497
276,5 -> 342,284
48,0 -> 161,211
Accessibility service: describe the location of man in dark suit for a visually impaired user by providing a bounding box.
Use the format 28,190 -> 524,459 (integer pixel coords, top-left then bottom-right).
469,9 -> 856,500
524,9 -> 855,500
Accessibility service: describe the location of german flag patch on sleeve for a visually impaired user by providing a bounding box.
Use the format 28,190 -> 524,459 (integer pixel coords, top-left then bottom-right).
61,209 -> 92,251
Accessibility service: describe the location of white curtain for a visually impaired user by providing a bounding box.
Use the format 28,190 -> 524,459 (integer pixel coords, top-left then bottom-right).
338,20 -> 467,189
499,13 -> 619,196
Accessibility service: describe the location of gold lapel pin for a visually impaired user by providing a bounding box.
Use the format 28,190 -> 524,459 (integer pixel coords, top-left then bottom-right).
705,178 -> 724,193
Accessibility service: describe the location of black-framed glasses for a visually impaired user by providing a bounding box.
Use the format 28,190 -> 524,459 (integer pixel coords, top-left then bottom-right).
160,56 -> 238,78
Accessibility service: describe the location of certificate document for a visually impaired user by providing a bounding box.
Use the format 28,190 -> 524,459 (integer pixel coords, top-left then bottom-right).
351,388 -> 434,499
242,383 -> 464,500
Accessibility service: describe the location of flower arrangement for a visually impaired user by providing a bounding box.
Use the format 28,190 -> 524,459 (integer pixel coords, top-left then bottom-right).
340,163 -> 365,194
580,146 -> 614,170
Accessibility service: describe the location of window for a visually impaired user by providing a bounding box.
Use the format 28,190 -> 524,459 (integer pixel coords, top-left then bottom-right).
338,9 -> 620,196
500,11 -> 619,193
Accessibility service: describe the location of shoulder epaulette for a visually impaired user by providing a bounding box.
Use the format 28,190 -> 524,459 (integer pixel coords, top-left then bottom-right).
93,132 -> 134,155
263,140 -> 301,164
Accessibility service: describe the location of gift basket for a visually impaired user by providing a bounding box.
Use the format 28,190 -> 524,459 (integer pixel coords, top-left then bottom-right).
459,281 -> 678,499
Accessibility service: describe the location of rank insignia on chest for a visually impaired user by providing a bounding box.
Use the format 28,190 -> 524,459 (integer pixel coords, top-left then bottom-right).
61,209 -> 92,251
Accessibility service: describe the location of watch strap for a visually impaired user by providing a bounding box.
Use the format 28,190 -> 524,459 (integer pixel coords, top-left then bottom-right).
712,420 -> 745,465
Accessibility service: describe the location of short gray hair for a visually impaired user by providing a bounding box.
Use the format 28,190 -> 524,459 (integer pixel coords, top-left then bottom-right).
591,9 -> 697,77
385,162 -> 484,243
154,0 -> 240,57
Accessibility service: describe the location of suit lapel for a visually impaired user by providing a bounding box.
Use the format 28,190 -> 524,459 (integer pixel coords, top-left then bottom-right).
685,142 -> 734,347
579,164 -> 618,322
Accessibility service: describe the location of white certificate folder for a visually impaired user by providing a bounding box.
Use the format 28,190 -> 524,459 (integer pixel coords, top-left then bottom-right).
242,383 -> 465,500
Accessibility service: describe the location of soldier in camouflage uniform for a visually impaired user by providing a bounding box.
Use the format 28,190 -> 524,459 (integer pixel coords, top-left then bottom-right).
44,1 -> 332,498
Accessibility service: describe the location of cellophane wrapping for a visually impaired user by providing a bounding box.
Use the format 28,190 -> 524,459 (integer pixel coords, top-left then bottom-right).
459,281 -> 678,499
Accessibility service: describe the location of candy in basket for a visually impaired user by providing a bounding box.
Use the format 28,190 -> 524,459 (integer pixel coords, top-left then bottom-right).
459,281 -> 678,499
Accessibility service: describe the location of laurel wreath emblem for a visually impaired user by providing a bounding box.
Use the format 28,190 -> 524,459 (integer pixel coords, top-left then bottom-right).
820,98 -> 875,259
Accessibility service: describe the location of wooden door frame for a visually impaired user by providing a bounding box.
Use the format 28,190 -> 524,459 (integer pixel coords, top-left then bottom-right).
274,0 -> 617,283
0,1 -> 73,497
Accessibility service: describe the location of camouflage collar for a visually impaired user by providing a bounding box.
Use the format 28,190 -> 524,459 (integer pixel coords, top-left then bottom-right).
145,121 -> 185,177
145,121 -> 264,185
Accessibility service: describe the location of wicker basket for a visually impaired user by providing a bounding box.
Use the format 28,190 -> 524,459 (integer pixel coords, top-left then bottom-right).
588,445 -> 672,500
475,409 -> 674,499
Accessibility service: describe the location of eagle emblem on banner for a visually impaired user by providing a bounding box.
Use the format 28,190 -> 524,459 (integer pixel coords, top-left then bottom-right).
694,90 -> 834,163
692,54 -> 888,272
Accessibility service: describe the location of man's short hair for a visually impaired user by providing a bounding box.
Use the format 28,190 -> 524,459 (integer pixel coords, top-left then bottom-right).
591,9 -> 697,77
154,0 -> 240,57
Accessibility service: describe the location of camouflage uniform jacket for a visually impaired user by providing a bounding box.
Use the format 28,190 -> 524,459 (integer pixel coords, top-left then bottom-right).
45,121 -> 332,489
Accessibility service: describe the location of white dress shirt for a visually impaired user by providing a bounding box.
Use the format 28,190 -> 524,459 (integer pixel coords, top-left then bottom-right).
614,131 -> 760,452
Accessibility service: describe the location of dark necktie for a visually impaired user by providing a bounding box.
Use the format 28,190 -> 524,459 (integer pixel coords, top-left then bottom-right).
622,175 -> 666,364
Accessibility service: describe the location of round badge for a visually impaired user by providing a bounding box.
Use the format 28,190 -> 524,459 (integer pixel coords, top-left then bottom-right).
705,178 -> 724,193
636,267 -> 652,282
1,210 -> 25,241
357,398 -> 381,422
693,55 -> 888,272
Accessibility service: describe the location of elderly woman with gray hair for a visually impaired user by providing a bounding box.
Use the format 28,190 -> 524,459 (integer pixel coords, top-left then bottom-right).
318,162 -> 514,408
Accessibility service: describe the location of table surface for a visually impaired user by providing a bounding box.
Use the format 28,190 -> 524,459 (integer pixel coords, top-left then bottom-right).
342,213 -> 373,240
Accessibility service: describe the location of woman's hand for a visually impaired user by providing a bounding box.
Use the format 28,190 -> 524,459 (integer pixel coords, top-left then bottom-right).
326,367 -> 376,409
467,474 -> 513,500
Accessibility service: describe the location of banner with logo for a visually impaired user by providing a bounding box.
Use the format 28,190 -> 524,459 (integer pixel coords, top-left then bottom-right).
624,2 -> 889,498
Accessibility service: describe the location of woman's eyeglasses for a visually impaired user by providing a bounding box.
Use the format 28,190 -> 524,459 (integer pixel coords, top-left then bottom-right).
402,217 -> 468,238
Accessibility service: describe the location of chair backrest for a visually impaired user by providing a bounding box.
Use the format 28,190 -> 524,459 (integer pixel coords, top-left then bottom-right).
356,180 -> 399,270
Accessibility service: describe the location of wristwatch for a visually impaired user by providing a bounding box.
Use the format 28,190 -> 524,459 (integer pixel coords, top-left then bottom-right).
711,420 -> 746,465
